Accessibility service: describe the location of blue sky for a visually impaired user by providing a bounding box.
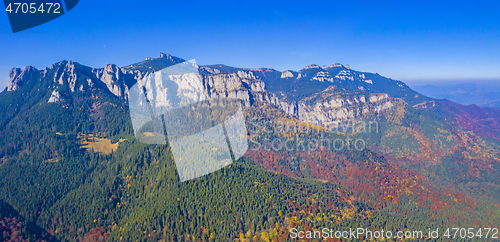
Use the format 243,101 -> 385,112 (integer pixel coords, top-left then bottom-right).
1,0 -> 499,90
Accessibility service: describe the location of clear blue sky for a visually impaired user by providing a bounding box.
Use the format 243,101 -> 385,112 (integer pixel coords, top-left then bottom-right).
1,0 -> 500,90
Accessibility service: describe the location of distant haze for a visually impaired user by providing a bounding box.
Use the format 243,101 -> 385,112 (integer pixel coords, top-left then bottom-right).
410,81 -> 500,108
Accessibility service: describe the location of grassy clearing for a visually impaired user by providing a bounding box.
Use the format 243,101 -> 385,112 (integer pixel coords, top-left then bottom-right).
80,134 -> 126,154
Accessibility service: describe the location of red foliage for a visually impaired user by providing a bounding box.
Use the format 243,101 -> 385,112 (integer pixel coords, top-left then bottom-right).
247,148 -> 476,211
438,100 -> 500,141
82,227 -> 108,242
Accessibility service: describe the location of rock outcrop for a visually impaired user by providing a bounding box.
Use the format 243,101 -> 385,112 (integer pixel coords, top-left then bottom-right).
203,71 -> 266,107
266,92 -> 394,127
46,61 -> 142,98
5,54 -> 398,128
281,70 -> 295,78
7,66 -> 38,91
200,69 -> 394,127
48,90 -> 63,103
91,64 -> 134,98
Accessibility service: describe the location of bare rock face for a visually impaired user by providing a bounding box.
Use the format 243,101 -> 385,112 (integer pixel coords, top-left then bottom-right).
4,54 -> 397,130
8,60 -> 140,100
202,71 -> 268,107
7,68 -> 22,91
294,94 -> 393,127
92,64 -> 129,98
198,67 -> 395,126
329,63 -> 343,68
46,61 -> 90,93
50,61 -> 78,92
125,62 -> 395,127
7,66 -> 38,91
267,95 -> 299,116
333,69 -> 372,84
281,70 -> 295,78
369,94 -> 389,103
48,90 -> 63,103
133,68 -> 208,113
159,52 -> 175,61
91,64 -> 145,98
264,92 -> 394,127
304,64 -> 321,70
312,71 -> 334,82
200,66 -> 221,74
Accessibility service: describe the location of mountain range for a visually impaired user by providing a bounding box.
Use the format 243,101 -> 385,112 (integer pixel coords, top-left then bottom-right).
412,83 -> 500,108
0,53 -> 499,241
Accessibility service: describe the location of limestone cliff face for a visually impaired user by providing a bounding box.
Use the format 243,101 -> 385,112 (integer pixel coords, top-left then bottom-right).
200,70 -> 394,127
91,64 -> 142,98
7,60 -> 141,102
48,90 -> 63,103
202,71 -> 266,107
265,92 -> 394,127
5,55 -> 396,128
45,61 -> 136,97
55,60 -> 146,98
49,61 -> 79,92
7,66 -> 38,91
294,94 -> 393,126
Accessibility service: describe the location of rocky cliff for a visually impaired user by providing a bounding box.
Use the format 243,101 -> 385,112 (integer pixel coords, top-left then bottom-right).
266,92 -> 394,126
7,66 -> 38,91
5,53 -> 398,127
198,69 -> 395,127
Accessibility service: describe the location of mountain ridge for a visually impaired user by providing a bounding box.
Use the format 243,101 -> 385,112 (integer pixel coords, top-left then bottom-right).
4,53 -> 421,124
1,53 -> 499,241
4,53 -> 494,137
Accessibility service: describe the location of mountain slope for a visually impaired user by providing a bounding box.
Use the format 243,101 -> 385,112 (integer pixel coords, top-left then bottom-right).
0,53 -> 499,241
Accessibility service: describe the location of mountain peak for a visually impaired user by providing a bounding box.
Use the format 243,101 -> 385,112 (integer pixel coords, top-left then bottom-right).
303,63 -> 350,70
328,63 -> 350,69
143,53 -> 180,62
8,66 -> 38,91
159,52 -> 172,59
304,64 -> 321,70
